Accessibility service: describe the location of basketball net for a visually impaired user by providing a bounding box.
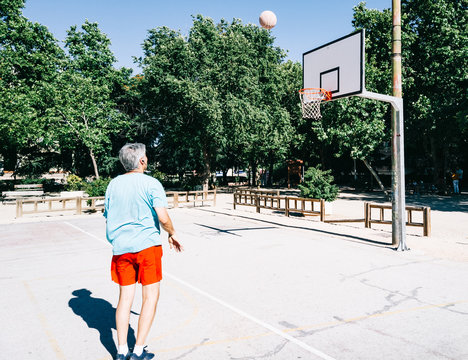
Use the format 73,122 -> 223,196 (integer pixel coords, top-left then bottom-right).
298,88 -> 332,119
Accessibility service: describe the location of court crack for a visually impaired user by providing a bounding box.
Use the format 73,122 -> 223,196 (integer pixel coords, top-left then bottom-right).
339,259 -> 435,282
167,338 -> 209,360
229,339 -> 288,360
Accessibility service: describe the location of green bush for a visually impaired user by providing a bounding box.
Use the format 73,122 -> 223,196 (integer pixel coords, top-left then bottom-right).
18,177 -> 63,192
19,178 -> 44,185
85,177 -> 112,197
66,174 -> 86,191
298,166 -> 339,202
151,169 -> 166,182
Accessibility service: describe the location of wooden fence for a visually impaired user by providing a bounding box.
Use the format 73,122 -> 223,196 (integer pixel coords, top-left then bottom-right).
166,190 -> 216,208
233,191 -> 431,236
364,202 -> 431,236
16,196 -> 104,218
16,190 -> 217,218
233,191 -> 325,221
235,188 -> 280,196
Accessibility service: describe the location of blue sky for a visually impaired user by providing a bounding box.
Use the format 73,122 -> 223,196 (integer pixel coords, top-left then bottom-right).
23,0 -> 391,74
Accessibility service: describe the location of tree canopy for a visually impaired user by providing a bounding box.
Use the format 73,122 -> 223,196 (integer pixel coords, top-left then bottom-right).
0,1 -> 466,191
137,16 -> 296,187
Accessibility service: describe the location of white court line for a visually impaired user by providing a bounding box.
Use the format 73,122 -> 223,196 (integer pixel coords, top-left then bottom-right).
163,272 -> 336,360
64,221 -> 109,245
64,221 -> 336,360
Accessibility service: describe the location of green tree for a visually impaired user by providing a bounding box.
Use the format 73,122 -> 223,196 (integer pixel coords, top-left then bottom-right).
298,166 -> 339,202
402,0 -> 468,184
347,1 -> 468,189
0,0 -> 64,174
49,21 -> 131,178
138,16 -> 295,188
317,5 -> 393,194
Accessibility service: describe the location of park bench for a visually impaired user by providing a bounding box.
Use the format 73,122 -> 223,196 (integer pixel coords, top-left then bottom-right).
2,183 -> 45,201
2,189 -> 44,202
14,184 -> 43,190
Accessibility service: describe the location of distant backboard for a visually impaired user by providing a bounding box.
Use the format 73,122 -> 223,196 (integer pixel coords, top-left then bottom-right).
303,29 -> 365,100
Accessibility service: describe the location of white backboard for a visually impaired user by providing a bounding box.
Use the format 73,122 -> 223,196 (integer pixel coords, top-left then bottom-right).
303,29 -> 365,100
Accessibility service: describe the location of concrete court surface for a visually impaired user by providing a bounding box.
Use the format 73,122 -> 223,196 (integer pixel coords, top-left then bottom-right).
1,206 -> 468,360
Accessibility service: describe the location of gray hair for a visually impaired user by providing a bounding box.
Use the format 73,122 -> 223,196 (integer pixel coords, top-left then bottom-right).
119,143 -> 146,171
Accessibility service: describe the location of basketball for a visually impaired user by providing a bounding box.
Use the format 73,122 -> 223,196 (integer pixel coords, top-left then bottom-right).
259,10 -> 277,30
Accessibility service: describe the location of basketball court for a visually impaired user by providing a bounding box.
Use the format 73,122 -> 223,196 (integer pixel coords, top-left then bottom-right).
2,205 -> 468,360
1,9 -> 465,360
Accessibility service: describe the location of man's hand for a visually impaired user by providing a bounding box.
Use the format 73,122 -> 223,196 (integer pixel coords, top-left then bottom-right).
155,207 -> 182,252
168,233 -> 183,252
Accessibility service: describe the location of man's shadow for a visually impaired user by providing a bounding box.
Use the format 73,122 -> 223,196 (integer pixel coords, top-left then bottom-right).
69,289 -> 136,359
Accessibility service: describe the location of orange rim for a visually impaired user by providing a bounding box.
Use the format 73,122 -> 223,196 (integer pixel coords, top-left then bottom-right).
299,88 -> 332,101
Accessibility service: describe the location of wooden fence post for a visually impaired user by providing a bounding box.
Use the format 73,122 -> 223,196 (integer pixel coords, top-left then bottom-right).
233,192 -> 237,210
76,197 -> 82,215
285,197 -> 289,217
174,193 -> 179,208
423,207 -> 431,236
255,195 -> 260,213
320,199 -> 325,222
16,199 -> 23,218
364,202 -> 370,228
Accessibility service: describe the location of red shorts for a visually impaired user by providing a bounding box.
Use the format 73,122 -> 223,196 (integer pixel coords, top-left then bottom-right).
111,246 -> 163,286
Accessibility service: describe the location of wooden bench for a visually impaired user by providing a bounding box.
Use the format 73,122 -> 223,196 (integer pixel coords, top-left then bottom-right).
2,190 -> 44,201
14,184 -> 43,190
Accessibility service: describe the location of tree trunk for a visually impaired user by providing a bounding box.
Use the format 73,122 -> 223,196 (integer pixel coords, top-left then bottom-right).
202,147 -> 210,192
222,169 -> 228,185
89,148 -> 100,179
442,144 -> 449,193
362,159 -> 390,200
251,161 -> 258,187
268,158 -> 274,186
320,145 -> 326,168
429,135 -> 442,186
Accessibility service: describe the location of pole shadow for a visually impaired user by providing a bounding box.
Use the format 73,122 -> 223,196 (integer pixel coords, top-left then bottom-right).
69,289 -> 136,359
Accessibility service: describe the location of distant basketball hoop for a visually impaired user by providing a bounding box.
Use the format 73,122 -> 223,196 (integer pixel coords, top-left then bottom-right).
298,88 -> 332,119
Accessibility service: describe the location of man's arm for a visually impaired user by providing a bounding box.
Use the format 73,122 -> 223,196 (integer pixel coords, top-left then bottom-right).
155,207 -> 183,252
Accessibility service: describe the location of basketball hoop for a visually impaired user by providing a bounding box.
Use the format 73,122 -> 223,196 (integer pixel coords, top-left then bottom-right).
298,88 -> 332,119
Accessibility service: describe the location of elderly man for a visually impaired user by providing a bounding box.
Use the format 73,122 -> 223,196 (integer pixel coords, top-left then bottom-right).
104,143 -> 183,360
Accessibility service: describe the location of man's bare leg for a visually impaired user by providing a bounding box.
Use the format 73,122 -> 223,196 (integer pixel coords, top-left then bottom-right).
116,283 -> 136,346
135,282 -> 160,346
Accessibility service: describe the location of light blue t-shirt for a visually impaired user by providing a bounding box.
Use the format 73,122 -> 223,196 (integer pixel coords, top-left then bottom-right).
104,173 -> 168,255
